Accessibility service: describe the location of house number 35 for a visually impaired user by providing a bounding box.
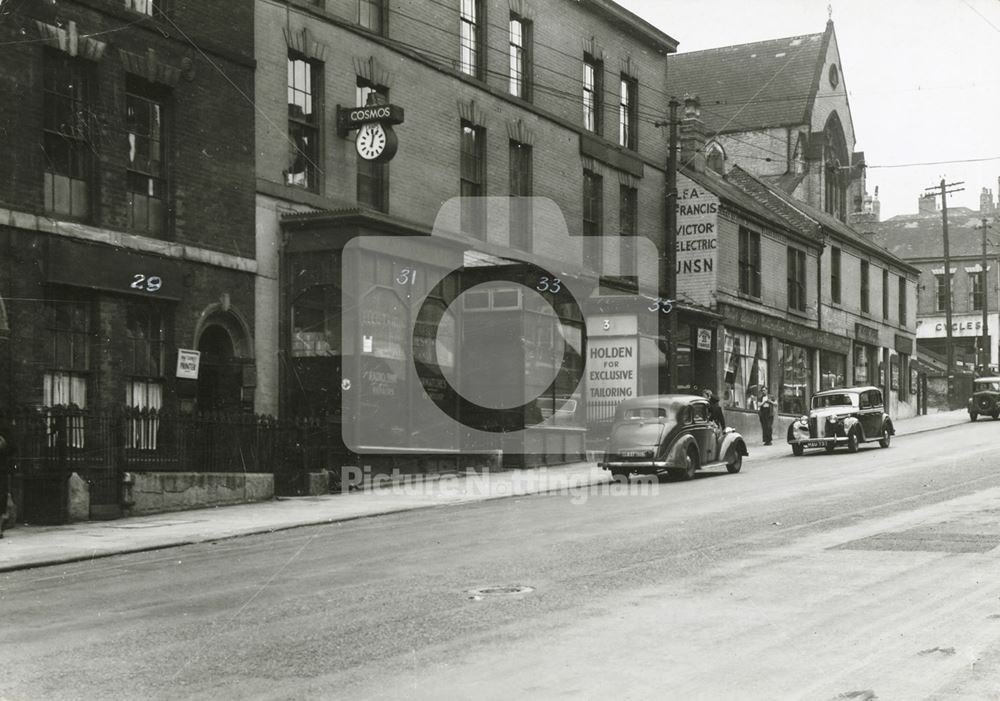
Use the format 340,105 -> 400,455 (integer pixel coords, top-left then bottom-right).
131,274 -> 163,292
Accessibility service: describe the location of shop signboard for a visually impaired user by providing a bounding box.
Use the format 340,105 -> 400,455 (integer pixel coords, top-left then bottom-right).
675,173 -> 719,308
587,337 -> 638,423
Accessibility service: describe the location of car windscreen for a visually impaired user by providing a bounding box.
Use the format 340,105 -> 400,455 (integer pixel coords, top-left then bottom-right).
975,381 -> 1000,392
811,393 -> 853,409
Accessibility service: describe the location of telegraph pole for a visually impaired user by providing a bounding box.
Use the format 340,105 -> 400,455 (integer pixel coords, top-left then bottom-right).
657,98 -> 680,394
977,217 -> 992,372
925,179 -> 964,406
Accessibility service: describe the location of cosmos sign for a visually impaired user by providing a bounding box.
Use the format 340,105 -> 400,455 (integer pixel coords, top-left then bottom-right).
336,103 -> 405,163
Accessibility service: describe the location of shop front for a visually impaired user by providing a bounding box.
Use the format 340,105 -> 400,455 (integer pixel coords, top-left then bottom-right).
916,313 -> 999,371
718,304 -> 852,419
281,210 -> 595,471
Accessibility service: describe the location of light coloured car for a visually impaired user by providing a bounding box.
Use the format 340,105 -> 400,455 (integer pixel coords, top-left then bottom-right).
787,386 -> 894,455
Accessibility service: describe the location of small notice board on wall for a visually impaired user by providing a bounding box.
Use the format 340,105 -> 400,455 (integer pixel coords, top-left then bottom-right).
176,349 -> 201,380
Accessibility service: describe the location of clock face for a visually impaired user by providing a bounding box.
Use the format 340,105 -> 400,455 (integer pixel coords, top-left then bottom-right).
356,123 -> 387,160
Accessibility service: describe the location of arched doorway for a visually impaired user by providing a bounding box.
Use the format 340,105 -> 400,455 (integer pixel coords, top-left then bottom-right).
194,306 -> 252,413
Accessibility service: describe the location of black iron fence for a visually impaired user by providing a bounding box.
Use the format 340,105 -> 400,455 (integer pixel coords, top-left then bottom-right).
1,407 -> 348,523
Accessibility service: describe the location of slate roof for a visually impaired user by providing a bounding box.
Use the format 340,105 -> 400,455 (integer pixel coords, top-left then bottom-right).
865,208 -> 992,260
726,166 -> 919,274
667,25 -> 830,135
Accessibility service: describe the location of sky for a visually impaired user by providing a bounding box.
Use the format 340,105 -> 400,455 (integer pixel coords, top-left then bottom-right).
616,0 -> 1000,220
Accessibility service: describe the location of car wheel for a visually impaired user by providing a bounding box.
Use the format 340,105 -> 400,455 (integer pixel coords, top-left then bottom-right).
680,448 -> 699,480
726,450 -> 742,474
970,412 -> 979,422
993,412 -> 999,420
879,425 -> 891,448
791,444 -> 804,456
825,443 -> 836,453
611,470 -> 629,483
847,429 -> 860,453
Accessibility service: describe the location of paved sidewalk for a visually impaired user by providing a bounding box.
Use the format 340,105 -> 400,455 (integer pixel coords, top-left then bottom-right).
0,409 -> 972,573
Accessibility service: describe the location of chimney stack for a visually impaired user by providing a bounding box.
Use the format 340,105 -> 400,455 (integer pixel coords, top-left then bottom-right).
983,187 -> 996,215
679,94 -> 707,173
918,193 -> 937,215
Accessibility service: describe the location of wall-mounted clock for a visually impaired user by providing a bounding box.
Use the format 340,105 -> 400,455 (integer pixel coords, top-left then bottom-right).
356,122 -> 398,163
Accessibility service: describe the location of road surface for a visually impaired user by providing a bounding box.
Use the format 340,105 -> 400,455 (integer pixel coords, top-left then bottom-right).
2,421 -> 999,700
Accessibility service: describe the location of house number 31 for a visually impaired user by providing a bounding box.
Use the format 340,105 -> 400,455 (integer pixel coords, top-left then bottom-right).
131,274 -> 163,292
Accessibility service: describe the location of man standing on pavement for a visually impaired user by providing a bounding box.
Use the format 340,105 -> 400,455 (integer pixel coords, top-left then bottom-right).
758,390 -> 774,445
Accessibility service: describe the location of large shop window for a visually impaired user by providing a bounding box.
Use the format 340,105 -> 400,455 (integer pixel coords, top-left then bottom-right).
820,350 -> 846,391
778,342 -> 811,415
292,285 -> 341,357
723,331 -> 768,410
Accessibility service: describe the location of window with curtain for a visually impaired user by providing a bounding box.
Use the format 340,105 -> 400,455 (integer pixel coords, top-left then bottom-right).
508,13 -> 532,99
126,379 -> 162,449
286,52 -> 321,191
723,331 -> 768,410
43,371 -> 87,448
582,53 -> 603,135
125,76 -> 166,236
460,0 -> 484,78
618,74 -> 637,150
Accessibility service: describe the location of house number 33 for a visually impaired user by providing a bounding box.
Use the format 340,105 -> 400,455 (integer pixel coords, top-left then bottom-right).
131,274 -> 163,292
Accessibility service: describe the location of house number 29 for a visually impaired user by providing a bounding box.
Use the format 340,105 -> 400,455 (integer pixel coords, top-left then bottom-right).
131,274 -> 163,292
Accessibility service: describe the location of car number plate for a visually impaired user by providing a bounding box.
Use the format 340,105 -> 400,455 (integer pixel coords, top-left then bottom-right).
804,440 -> 825,448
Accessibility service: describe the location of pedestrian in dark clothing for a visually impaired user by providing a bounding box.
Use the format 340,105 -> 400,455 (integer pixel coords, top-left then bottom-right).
708,394 -> 726,430
758,390 -> 775,445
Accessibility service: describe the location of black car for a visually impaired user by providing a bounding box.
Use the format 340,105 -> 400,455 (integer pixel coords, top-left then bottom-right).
599,395 -> 749,481
968,377 -> 1000,421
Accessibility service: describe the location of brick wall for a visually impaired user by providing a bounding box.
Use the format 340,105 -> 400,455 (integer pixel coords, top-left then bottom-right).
0,0 -> 255,257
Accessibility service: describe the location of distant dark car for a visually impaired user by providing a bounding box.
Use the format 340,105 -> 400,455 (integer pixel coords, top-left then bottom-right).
968,377 -> 1000,421
787,386 -> 894,455
599,395 -> 749,481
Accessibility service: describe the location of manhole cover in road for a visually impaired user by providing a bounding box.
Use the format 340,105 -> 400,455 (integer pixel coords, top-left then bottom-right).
467,585 -> 535,598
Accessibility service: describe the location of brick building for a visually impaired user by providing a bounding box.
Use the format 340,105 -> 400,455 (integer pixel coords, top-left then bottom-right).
252,0 -> 679,469
0,0 -> 258,519
866,187 -> 1000,381
667,22 -> 920,424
